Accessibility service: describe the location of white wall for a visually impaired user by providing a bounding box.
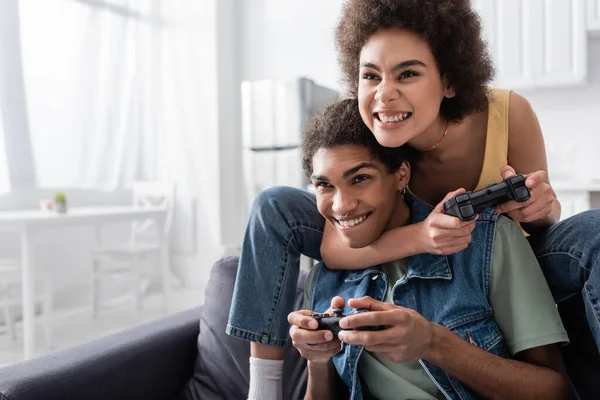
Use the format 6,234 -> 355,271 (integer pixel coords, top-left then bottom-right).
175,0 -> 245,291
168,0 -> 248,291
239,0 -> 344,90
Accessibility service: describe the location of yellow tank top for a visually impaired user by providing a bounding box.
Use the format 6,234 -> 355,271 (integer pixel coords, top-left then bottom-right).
472,87 -> 528,235
473,87 -> 511,191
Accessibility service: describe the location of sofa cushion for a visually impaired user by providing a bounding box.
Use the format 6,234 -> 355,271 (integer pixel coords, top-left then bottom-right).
181,256 -> 308,400
0,307 -> 201,400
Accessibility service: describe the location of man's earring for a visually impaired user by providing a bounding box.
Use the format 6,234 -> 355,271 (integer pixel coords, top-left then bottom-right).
402,186 -> 408,196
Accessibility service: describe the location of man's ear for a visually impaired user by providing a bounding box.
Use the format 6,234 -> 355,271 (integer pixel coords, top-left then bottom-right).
395,161 -> 411,191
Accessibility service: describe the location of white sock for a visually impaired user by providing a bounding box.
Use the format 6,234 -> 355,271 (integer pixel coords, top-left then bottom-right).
247,357 -> 284,400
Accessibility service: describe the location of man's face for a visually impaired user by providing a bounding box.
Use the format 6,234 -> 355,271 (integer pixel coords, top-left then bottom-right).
310,144 -> 408,248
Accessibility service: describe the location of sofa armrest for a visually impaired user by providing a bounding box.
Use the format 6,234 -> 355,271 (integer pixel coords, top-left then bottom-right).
0,306 -> 202,400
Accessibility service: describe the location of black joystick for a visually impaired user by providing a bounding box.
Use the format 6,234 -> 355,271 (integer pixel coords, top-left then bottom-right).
443,174 -> 531,221
310,307 -> 385,335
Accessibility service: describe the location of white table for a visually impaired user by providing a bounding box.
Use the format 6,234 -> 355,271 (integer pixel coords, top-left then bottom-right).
0,206 -> 170,360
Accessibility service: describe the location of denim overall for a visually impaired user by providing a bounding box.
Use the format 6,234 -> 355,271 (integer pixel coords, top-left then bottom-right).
308,194 -> 510,400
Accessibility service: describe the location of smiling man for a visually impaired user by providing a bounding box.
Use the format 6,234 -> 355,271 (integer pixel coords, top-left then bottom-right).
289,98 -> 572,400
308,155 -> 410,249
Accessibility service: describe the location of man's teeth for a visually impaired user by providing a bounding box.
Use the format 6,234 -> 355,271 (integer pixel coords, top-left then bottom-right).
337,215 -> 368,228
379,113 -> 410,122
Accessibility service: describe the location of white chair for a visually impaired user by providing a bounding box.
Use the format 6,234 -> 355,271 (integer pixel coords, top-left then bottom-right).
90,182 -> 176,317
0,258 -> 54,347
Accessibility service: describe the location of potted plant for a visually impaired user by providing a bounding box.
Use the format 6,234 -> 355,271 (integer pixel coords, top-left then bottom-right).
54,192 -> 68,214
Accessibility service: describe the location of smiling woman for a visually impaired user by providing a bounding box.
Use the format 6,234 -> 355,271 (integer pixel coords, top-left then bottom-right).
336,0 -> 493,125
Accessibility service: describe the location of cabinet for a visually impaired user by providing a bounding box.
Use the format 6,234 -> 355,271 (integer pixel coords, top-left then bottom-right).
471,0 -> 587,89
588,0 -> 600,31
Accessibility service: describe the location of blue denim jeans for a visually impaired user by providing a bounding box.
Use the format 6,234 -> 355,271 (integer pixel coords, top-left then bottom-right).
226,187 -> 324,346
527,209 -> 600,351
226,186 -> 600,352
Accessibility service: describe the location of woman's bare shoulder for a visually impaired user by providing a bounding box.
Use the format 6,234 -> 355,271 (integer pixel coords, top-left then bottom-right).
508,91 -> 538,128
507,91 -> 548,174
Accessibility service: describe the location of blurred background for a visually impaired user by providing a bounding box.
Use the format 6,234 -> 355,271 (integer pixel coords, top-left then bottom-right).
0,0 -> 599,366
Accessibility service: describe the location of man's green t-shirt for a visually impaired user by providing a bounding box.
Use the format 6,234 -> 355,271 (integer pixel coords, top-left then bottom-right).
306,216 -> 568,400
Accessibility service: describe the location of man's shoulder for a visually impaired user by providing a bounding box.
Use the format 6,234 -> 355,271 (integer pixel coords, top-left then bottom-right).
450,214 -> 525,274
489,215 -> 538,272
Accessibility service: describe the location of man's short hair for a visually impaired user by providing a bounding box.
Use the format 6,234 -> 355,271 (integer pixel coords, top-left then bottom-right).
302,98 -> 418,177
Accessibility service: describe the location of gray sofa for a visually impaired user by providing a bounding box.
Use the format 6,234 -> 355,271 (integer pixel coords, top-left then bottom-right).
0,256 -> 308,400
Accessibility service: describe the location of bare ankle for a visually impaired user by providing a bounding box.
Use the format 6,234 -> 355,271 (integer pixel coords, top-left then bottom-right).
251,342 -> 285,360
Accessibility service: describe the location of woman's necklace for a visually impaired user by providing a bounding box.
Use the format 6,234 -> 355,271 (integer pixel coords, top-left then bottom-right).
423,120 -> 449,151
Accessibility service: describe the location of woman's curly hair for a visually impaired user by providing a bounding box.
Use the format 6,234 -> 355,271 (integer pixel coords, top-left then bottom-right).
302,98 -> 418,177
335,0 -> 495,121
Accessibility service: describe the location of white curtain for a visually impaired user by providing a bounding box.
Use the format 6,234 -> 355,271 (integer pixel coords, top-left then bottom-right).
2,0 -> 209,196
0,109 -> 7,194
0,0 -> 36,193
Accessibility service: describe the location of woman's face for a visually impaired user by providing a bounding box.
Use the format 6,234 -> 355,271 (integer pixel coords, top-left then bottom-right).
358,28 -> 452,149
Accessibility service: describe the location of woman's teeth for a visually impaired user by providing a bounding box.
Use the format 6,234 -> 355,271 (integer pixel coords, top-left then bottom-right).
337,214 -> 368,229
378,113 -> 411,122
